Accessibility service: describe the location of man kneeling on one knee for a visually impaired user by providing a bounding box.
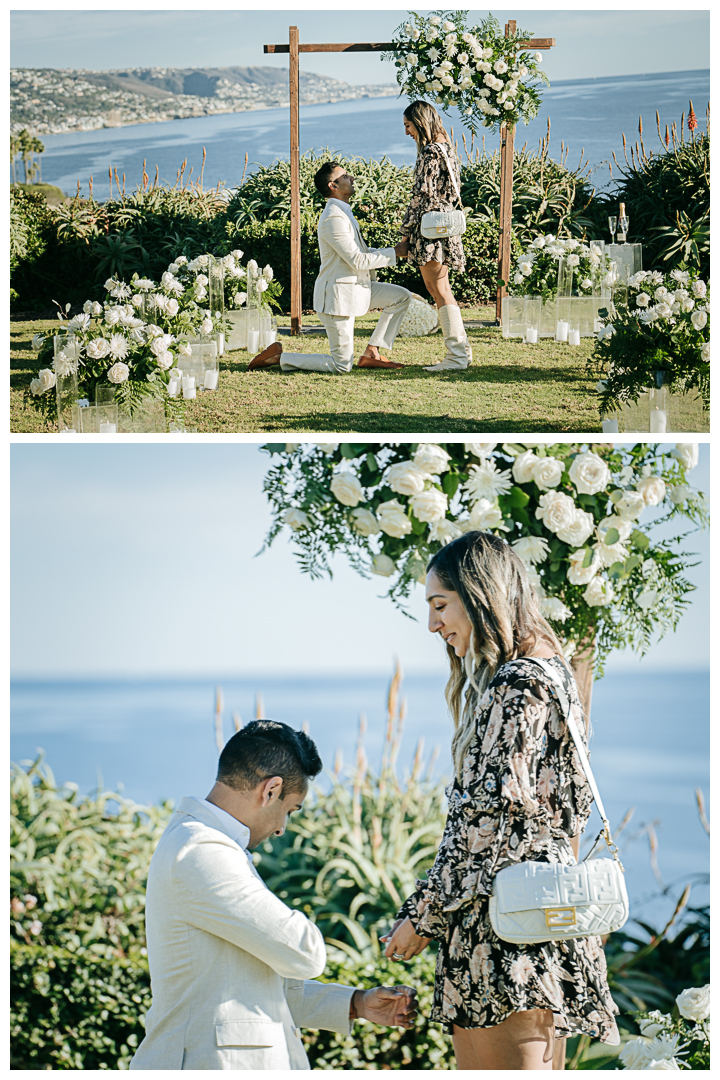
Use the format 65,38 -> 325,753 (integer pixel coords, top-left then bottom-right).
249,162 -> 412,373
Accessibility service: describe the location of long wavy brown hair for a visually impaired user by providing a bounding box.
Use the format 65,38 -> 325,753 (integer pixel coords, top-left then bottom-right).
427,531 -> 563,777
403,100 -> 449,149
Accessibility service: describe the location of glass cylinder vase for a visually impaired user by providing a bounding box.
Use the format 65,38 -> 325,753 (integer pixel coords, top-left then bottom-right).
54,333 -> 80,432
649,372 -> 669,433
523,297 -> 541,343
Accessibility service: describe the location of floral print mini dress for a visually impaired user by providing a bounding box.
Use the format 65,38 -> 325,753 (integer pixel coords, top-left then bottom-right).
397,655 -> 620,1042
402,142 -> 466,272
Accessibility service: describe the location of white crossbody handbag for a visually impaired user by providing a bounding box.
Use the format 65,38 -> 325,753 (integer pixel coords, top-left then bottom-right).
488,658 -> 629,945
420,143 -> 467,240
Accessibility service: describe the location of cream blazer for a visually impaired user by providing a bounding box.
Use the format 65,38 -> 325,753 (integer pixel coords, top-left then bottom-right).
129,797 -> 355,1070
313,199 -> 397,317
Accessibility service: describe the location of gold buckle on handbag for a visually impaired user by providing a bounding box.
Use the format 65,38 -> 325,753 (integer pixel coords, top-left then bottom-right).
545,907 -> 576,928
435,226 -> 448,235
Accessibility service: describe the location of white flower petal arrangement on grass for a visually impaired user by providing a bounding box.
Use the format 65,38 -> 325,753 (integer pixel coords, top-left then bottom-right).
385,10 -> 549,136
618,985 -> 709,1070
261,442 -> 707,673
25,250 -> 278,425
399,295 -> 439,336
591,268 -> 710,412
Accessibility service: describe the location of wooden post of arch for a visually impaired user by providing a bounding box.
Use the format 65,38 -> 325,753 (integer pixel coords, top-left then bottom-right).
265,23 -> 554,334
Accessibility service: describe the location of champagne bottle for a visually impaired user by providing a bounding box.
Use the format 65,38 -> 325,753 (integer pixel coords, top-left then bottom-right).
617,203 -> 627,243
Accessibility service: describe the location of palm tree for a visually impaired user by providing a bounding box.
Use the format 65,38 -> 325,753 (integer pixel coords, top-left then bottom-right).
10,133 -> 20,184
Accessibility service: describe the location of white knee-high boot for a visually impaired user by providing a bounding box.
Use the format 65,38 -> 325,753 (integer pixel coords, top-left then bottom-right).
424,304 -> 472,371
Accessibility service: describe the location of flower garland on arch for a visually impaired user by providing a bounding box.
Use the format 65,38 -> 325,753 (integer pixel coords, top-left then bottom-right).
386,10 -> 549,136
261,441 -> 707,676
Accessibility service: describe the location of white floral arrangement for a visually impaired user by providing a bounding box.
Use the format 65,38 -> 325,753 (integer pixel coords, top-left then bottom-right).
508,234 -> 613,302
592,267 -> 710,410
386,10 -> 549,135
399,295 -> 439,336
619,985 -> 709,1069
26,249 -> 275,422
261,442 -> 707,674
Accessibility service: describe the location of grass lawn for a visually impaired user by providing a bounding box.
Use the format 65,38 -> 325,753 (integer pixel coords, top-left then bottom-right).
11,305 -> 607,434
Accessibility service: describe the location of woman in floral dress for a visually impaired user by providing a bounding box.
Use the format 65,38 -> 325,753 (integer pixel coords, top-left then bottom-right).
401,100 -> 472,372
382,532 -> 619,1069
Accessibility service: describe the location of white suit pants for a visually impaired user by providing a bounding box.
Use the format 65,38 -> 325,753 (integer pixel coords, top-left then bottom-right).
279,282 -> 412,375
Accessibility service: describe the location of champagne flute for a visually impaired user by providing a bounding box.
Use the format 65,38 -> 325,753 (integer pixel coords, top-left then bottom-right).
618,215 -> 629,243
608,216 -> 617,243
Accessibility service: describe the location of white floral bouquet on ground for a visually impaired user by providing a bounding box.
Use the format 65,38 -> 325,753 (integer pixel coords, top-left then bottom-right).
619,985 -> 709,1069
385,10 -> 548,136
508,234 -> 613,302
399,295 -> 439,336
591,268 -> 710,410
261,442 -> 707,675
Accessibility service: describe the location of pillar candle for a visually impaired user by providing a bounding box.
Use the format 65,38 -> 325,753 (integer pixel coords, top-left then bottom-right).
216,332 -> 225,356
167,379 -> 180,397
204,369 -> 219,390
568,329 -> 581,345
555,320 -> 569,342
99,422 -> 117,433
182,376 -> 196,400
602,418 -> 619,433
649,408 -> 667,433
260,329 -> 276,350
247,329 -> 260,354
525,328 -> 538,343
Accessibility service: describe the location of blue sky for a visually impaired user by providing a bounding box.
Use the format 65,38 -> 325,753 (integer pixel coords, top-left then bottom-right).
10,442 -> 709,679
10,9 -> 710,84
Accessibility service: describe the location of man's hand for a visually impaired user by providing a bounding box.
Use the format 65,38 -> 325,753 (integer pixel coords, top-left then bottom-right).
394,238 -> 410,259
380,916 -> 432,961
350,985 -> 418,1028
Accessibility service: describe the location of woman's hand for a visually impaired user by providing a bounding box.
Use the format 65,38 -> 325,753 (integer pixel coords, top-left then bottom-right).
380,916 -> 432,961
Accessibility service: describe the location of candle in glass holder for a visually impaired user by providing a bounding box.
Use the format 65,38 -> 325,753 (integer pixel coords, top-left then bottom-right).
203,369 -> 219,390
555,320 -> 569,342
602,418 -> 619,433
260,327 -> 276,350
649,407 -> 667,433
216,332 -> 225,356
525,328 -> 538,343
167,378 -> 180,397
99,421 -> 117,433
246,329 -> 260,354
182,375 -> 196,400
568,328 -> 581,345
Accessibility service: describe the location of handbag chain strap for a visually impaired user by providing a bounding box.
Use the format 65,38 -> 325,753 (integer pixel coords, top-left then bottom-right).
529,658 -> 624,871
435,142 -> 463,208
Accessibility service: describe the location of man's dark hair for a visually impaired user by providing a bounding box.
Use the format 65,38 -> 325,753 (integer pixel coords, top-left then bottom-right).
314,160 -> 343,199
216,719 -> 322,797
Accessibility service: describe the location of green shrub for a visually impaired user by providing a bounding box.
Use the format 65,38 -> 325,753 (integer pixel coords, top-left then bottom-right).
10,942 -> 151,1070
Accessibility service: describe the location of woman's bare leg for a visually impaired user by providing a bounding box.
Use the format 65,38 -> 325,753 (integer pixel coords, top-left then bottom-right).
452,1009 -> 555,1070
420,260 -> 456,309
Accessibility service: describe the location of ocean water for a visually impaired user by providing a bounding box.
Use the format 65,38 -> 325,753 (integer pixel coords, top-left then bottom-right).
34,68 -> 709,199
11,668 -> 709,932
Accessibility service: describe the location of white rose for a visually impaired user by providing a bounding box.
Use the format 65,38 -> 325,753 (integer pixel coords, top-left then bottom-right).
416,71 -> 428,83
411,488 -> 448,522
86,337 -> 110,359
535,490 -> 576,535
199,318 -> 213,335
494,59 -> 507,74
406,53 -> 418,67
465,442 -> 497,458
376,499 -> 413,538
233,292 -> 247,307
231,249 -> 243,260
584,576 -> 614,607
384,461 -> 429,496
556,508 -> 595,547
31,333 -> 45,351
619,1039 -> 653,1070
514,272 -> 525,284
372,554 -> 396,577
671,443 -> 699,470
36,368 -> 56,392
580,278 -> 592,291
107,362 -> 130,383
534,52 -> 542,62
413,443 -> 451,475
29,377 -> 43,395
638,1012 -> 671,1039
668,483 -> 691,505
442,20 -> 455,32
635,292 -> 651,307
691,279 -> 707,297
155,351 -> 174,370
330,471 -> 365,507
429,15 -> 441,25
531,456 -> 564,491
566,253 -> 580,268
283,507 -> 311,530
568,451 -> 610,495
177,342 -> 193,357
567,548 -> 600,585
676,984 -> 710,1022
350,507 -> 380,536
150,335 -> 173,357
636,475 -> 666,506
541,596 -> 571,622
429,518 -> 463,545
468,498 -> 505,531
104,307 -> 121,326
532,235 -> 546,249
615,490 -> 647,520
691,310 -> 707,330
700,342 -> 710,361
512,536 -> 549,564
165,298 -> 179,316
597,515 -> 632,543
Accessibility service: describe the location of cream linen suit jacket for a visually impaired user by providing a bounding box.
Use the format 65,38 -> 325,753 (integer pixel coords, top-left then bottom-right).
129,797 -> 354,1070
313,199 -> 398,317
